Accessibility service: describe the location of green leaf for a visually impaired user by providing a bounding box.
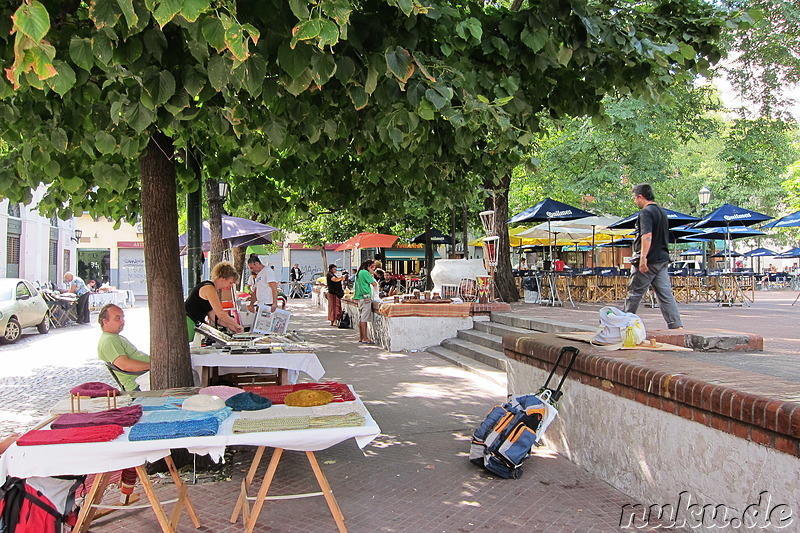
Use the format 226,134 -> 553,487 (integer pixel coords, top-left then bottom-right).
556,47 -> 573,66
116,0 -> 138,29
143,29 -> 167,61
417,98 -> 435,120
385,46 -> 414,83
95,131 -> 117,154
318,20 -> 339,48
164,91 -> 190,115
278,43 -> 311,79
348,86 -> 368,110
311,52 -> 337,87
50,128 -> 68,153
224,22 -> 248,61
181,0 -> 211,22
520,27 -> 549,53
323,119 -> 337,140
89,0 -> 120,29
201,16 -> 226,52
242,54 -> 267,96
679,43 -> 696,60
425,87 -> 448,110
153,0 -> 181,27
69,37 -> 94,72
267,122 -> 286,147
283,69 -> 312,96
291,19 -> 323,48
365,65 -> 378,94
119,135 -> 140,159
207,54 -> 230,91
143,70 -> 176,106
123,101 -> 155,133
246,143 -> 270,166
395,0 -> 413,16
14,1 -> 50,42
289,0 -> 310,20
44,159 -> 60,179
334,56 -> 355,83
92,33 -> 113,65
242,23 -> 260,45
46,60 -> 76,96
182,65 -> 206,97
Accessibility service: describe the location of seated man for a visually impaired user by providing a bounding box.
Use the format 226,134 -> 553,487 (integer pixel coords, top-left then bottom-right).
97,304 -> 150,391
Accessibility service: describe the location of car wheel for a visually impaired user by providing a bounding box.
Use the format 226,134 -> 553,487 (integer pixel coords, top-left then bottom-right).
37,317 -> 50,334
2,317 -> 21,344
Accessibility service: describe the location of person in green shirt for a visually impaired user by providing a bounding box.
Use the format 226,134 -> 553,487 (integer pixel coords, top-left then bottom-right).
97,304 -> 150,391
353,259 -> 378,344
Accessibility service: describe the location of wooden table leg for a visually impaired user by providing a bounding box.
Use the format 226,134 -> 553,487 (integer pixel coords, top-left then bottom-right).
306,451 -> 348,533
230,446 -> 265,523
73,472 -> 112,533
135,465 -> 176,533
243,448 -> 284,533
278,368 -> 289,385
165,455 -> 201,528
200,366 -> 209,387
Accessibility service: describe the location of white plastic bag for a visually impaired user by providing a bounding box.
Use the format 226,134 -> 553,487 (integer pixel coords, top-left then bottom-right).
592,306 -> 646,349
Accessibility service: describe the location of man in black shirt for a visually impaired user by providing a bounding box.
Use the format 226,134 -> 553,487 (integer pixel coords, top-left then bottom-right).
623,183 -> 683,329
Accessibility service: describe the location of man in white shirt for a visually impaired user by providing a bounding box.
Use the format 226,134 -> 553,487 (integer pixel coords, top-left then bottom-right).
246,254 -> 278,314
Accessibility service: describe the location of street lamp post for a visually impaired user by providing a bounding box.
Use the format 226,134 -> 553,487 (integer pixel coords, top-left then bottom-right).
698,186 -> 712,271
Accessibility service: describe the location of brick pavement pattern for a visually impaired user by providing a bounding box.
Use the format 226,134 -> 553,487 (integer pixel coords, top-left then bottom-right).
0,300 -> 675,532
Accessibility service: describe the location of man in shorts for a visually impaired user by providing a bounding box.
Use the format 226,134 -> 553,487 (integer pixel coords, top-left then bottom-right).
353,260 -> 378,344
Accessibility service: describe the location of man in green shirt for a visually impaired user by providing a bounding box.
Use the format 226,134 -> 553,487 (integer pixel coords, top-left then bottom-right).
97,304 -> 150,391
353,260 -> 378,344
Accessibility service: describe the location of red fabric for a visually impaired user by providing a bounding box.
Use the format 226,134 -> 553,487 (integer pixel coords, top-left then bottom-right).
51,405 -> 143,429
17,425 -> 124,446
243,382 -> 355,404
69,382 -> 120,398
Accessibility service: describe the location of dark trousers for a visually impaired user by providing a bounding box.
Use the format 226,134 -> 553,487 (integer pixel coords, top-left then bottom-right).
76,292 -> 91,324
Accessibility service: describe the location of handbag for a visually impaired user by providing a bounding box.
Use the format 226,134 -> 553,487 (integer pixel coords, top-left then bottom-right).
337,311 -> 351,329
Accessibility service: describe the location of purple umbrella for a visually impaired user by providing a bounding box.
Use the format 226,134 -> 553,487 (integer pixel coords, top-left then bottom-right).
178,215 -> 279,250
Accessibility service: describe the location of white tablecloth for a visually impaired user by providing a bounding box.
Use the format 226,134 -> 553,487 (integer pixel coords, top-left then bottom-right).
190,350 -> 325,381
0,391 -> 379,479
89,291 -> 134,309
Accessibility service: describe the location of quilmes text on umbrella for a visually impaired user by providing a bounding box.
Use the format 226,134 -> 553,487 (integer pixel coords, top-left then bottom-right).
723,213 -> 753,221
546,210 -> 573,217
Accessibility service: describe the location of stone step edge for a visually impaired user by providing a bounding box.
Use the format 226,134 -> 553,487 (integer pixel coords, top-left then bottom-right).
441,338 -> 507,371
426,346 -> 507,388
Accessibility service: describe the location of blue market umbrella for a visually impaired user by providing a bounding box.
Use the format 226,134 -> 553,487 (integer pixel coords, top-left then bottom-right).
686,206 -> 770,270
680,248 -> 704,256
598,237 -> 634,248
778,247 -> 800,258
711,249 -> 742,258
409,228 -> 454,245
681,226 -> 766,241
744,247 -> 777,257
508,198 -> 594,260
761,210 -> 800,229
607,208 -> 700,230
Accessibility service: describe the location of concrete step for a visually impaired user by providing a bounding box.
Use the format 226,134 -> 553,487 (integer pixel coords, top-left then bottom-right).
474,320 -> 540,339
457,329 -> 502,352
426,345 -> 507,388
441,338 -> 507,371
490,312 -> 595,334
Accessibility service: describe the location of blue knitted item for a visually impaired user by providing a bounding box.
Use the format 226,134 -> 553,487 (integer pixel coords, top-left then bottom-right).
132,397 -> 185,411
128,407 -> 232,441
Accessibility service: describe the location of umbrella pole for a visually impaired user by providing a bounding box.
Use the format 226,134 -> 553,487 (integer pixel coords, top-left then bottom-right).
591,226 -> 596,267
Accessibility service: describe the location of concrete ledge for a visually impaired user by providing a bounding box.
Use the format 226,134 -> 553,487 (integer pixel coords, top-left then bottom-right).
648,328 -> 763,352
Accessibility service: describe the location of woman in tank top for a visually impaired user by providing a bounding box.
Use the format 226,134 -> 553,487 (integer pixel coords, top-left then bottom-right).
185,261 -> 244,340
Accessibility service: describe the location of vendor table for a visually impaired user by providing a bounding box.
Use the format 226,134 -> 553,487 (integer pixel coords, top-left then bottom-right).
89,290 -> 134,310
0,388 -> 380,533
190,349 -> 325,386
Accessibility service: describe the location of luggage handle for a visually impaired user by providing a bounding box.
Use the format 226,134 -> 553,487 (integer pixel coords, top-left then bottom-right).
542,346 -> 580,403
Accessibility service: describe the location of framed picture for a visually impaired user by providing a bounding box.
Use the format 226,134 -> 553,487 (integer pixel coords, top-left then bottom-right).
269,309 -> 291,334
252,306 -> 292,334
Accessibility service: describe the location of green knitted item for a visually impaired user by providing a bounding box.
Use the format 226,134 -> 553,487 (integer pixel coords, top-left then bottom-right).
232,416 -> 311,433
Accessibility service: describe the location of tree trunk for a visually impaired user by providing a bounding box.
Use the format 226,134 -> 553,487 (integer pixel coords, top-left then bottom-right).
186,148 -> 203,289
450,207 -> 457,259
424,222 -> 434,290
320,246 -> 328,273
232,246 -> 247,290
140,132 -> 193,388
206,177 -> 224,267
490,173 -> 519,302
462,203 -> 469,260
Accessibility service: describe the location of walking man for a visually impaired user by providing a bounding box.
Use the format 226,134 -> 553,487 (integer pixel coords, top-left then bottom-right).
623,183 -> 683,329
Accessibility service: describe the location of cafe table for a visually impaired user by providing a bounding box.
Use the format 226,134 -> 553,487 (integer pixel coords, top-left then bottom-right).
190,347 -> 325,386
0,387 -> 379,533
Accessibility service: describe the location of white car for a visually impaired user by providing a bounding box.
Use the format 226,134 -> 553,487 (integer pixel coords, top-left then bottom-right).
0,278 -> 50,343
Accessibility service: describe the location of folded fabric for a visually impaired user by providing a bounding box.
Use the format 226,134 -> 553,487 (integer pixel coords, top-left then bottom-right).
132,397 -> 185,410
182,394 -> 226,412
309,412 -> 365,429
226,392 -> 272,411
199,385 -> 244,400
51,405 -> 143,429
17,425 -> 124,446
242,382 -> 355,404
128,418 -> 221,441
70,382 -> 120,398
233,416 -> 310,433
233,402 -> 366,420
139,407 -> 231,424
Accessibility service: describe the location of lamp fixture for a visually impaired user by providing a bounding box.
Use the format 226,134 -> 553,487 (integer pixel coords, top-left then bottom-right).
72,229 -> 82,243
218,181 -> 230,201
698,186 -> 712,207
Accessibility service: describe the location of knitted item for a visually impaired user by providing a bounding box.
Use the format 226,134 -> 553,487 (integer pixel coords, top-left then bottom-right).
51,405 -> 143,429
70,382 -> 120,398
132,397 -> 185,410
139,407 -> 231,424
199,386 -> 244,400
128,418 -> 221,441
243,382 -> 355,404
17,424 -> 124,446
225,392 -> 272,411
232,416 -> 311,433
182,395 -> 226,412
230,402 -> 366,420
284,390 -> 333,407
309,412 -> 365,429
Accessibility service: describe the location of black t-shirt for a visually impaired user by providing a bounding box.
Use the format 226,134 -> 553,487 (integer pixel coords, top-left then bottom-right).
185,280 -> 214,324
633,203 -> 670,264
326,272 -> 344,298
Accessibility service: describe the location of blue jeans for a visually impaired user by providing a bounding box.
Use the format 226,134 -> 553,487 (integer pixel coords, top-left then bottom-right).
623,261 -> 682,329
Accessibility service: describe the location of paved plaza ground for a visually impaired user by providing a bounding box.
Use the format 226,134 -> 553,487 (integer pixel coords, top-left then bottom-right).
0,291 -> 796,531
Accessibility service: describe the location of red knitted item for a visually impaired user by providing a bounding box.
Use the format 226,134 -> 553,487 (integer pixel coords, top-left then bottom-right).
242,382 -> 355,404
69,382 -> 120,398
51,405 -> 143,429
17,425 -> 124,446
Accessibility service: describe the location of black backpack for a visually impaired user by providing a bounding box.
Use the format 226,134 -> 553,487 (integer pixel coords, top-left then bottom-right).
337,311 -> 351,329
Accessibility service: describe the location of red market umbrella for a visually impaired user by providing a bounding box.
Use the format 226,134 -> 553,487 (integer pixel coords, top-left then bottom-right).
335,232 -> 399,251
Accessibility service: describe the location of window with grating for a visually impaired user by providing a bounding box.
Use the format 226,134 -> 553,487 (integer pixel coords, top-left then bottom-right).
63,249 -> 70,274
7,235 -> 19,264
7,203 -> 20,218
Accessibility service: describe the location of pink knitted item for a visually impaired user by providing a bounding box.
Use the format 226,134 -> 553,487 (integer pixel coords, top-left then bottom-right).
198,386 -> 244,400
17,425 -> 124,446
70,382 -> 120,398
51,405 -> 143,429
